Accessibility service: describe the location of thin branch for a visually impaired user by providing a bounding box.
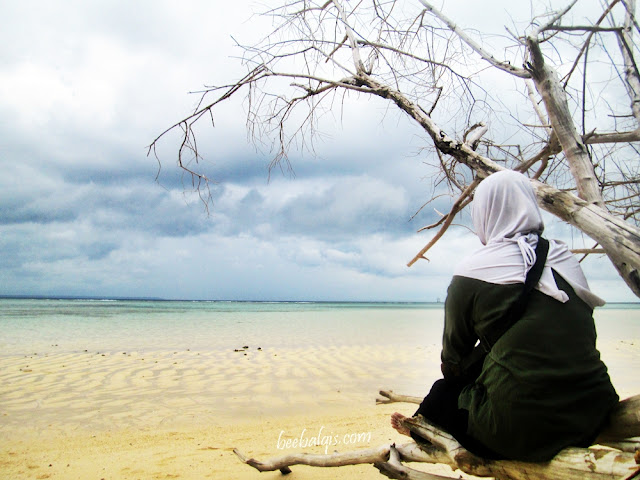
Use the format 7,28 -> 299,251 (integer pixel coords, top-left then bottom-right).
571,248 -> 606,254
517,135 -> 560,174
376,390 -> 421,405
562,0 -> 621,87
331,0 -> 366,74
544,25 -> 623,32
618,0 -> 640,126
418,0 -> 531,78
531,0 -> 578,37
584,129 -> 640,144
355,39 -> 469,80
525,79 -> 552,136
408,178 -> 481,267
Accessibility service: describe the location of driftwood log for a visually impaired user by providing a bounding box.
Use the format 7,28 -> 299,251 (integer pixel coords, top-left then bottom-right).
234,391 -> 640,480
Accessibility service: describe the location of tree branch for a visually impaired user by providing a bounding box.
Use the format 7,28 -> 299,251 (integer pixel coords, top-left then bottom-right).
619,0 -> 640,126
562,0 -> 621,87
526,37 -> 605,208
418,0 -> 531,78
544,25 -> 623,32
585,129 -> 640,144
152,0 -> 640,298
331,0 -> 367,74
407,179 -> 481,267
570,248 -> 606,254
530,0 -> 578,37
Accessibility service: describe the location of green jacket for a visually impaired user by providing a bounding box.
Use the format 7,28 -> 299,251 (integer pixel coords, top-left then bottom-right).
442,271 -> 619,461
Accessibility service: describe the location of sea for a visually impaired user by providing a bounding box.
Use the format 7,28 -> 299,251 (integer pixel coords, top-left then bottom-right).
0,298 -> 638,357
0,298 -> 638,432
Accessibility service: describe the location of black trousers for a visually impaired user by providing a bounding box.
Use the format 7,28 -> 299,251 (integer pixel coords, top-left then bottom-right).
413,378 -> 502,459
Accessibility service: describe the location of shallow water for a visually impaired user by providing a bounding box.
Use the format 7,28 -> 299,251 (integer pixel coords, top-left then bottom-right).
0,299 -> 448,355
0,299 -> 637,355
0,299 -> 637,433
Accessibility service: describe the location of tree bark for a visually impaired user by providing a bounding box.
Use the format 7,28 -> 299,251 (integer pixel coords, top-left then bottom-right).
353,74 -> 640,295
619,0 -> 640,126
526,38 -> 604,208
233,442 -> 440,472
398,415 -> 640,480
534,181 -> 640,296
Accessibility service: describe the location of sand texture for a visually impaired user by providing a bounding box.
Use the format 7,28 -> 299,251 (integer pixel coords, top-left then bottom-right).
1,338 -> 638,479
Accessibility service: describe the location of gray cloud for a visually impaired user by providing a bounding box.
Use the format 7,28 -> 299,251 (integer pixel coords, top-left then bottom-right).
0,0 -> 635,302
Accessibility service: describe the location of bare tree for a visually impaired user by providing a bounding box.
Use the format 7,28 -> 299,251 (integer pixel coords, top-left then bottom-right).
149,0 -> 640,297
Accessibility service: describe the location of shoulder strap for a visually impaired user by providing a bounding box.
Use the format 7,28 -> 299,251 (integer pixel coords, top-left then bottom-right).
484,236 -> 549,348
455,237 -> 550,380
523,237 -> 549,296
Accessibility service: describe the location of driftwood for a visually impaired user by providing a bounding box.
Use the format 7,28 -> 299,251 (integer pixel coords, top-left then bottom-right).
376,390 -> 422,405
235,391 -> 640,480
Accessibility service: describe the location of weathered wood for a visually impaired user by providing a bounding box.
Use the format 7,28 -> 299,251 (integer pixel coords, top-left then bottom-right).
234,393 -> 640,479
377,389 -> 422,405
413,0 -> 640,297
374,445 -> 454,480
233,442 -> 440,471
524,28 -> 640,297
527,36 -> 604,204
533,180 -> 640,297
401,415 -> 640,480
619,0 -> 640,126
236,422 -> 639,480
417,0 -> 531,78
349,72 -> 640,294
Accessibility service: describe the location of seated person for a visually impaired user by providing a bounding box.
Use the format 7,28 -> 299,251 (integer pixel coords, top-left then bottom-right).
392,170 -> 618,462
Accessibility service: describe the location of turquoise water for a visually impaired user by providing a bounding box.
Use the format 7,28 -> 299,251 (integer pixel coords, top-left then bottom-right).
1,299 -> 638,357
0,299 -> 448,356
0,298 -> 638,428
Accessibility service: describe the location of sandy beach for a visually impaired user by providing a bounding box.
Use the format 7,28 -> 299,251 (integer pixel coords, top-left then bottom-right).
1,331 -> 638,480
0,343 -> 441,479
1,405 -> 410,480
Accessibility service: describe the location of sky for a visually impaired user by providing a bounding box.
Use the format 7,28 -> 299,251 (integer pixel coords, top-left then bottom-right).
0,0 -> 637,302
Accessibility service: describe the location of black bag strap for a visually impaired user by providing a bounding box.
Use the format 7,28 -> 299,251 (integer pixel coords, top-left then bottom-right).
482,236 -> 549,350
455,236 -> 549,379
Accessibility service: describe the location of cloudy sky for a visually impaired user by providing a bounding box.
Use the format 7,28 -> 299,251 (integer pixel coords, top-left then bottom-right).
0,0 -> 635,302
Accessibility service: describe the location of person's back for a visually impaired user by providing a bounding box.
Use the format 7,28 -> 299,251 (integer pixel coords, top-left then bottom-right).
392,170 -> 619,462
446,271 -> 618,461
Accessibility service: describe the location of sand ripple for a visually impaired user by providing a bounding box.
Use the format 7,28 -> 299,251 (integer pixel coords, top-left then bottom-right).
2,337 -> 636,437
0,345 -> 440,434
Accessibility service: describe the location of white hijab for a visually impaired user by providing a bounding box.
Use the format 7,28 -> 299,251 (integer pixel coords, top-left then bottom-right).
454,170 -> 605,309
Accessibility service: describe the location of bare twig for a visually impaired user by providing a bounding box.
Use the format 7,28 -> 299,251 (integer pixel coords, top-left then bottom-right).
407,178 -> 481,267
418,0 -> 531,78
